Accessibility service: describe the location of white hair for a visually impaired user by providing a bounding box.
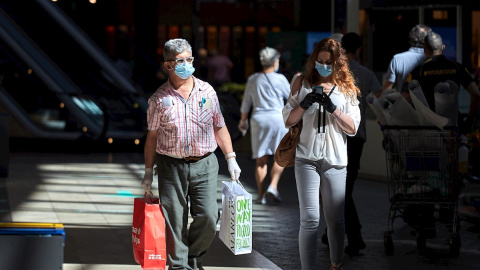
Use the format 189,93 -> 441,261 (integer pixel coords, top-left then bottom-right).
259,47 -> 280,68
164,39 -> 192,60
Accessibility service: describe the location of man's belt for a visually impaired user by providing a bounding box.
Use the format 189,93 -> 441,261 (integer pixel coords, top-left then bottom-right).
182,152 -> 212,162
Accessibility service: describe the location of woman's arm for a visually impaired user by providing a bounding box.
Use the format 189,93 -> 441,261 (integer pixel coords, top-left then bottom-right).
330,107 -> 356,134
285,105 -> 305,127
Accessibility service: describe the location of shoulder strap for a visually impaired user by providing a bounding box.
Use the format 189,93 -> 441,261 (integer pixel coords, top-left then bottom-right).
264,73 -> 280,100
291,74 -> 304,96
264,73 -> 275,90
319,85 -> 335,134
328,85 -> 336,97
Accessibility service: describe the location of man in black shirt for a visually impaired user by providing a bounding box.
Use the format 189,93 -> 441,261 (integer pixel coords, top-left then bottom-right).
403,33 -> 480,239
405,32 -> 480,111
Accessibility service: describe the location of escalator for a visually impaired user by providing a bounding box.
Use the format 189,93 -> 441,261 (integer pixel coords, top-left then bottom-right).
0,1 -> 147,143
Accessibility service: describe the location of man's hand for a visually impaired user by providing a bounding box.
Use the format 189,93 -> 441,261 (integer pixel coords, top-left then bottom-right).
141,168 -> 154,196
227,158 -> 241,181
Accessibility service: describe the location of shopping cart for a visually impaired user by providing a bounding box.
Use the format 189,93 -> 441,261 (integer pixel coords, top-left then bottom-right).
381,126 -> 461,256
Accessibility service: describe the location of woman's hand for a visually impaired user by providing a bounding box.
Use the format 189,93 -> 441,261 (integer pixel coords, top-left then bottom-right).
300,92 -> 321,110
318,93 -> 337,113
237,120 -> 249,136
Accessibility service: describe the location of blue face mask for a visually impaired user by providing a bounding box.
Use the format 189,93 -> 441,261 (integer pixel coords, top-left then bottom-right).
315,61 -> 332,77
273,60 -> 280,72
174,62 -> 195,79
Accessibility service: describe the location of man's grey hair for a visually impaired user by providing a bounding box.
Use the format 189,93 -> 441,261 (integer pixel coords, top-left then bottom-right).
259,47 -> 280,68
424,32 -> 443,53
164,39 -> 192,60
409,24 -> 432,48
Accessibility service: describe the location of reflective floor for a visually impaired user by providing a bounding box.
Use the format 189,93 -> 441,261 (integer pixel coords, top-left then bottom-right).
1,151 -> 280,270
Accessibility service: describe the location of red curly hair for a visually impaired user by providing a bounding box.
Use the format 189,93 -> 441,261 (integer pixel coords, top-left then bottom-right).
304,38 -> 360,97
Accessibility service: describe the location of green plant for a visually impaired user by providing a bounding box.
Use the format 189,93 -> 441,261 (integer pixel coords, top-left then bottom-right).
218,83 -> 246,102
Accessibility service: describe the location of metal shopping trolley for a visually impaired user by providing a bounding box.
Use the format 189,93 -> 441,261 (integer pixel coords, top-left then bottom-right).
381,126 -> 461,256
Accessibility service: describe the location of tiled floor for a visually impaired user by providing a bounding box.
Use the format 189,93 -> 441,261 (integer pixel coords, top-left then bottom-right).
1,152 -> 281,270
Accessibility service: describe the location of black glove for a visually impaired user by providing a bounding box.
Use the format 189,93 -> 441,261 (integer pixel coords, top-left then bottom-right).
318,93 -> 337,113
300,92 -> 321,110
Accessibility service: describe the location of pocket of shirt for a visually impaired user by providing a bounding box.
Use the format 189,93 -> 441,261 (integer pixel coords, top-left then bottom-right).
197,108 -> 214,124
161,105 -> 176,123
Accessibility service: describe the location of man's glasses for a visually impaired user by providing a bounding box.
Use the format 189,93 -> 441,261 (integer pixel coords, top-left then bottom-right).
166,57 -> 194,65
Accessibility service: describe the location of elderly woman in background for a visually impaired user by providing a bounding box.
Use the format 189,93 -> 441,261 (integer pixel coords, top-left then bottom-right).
283,38 -> 361,270
238,47 -> 290,204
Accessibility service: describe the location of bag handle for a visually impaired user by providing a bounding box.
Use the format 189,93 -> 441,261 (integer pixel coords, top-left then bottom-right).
223,180 -> 246,194
290,74 -> 304,96
287,74 -> 304,128
144,192 -> 156,204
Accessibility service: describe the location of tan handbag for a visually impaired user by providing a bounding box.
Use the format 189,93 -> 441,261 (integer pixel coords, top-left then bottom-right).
274,119 -> 303,168
274,74 -> 304,168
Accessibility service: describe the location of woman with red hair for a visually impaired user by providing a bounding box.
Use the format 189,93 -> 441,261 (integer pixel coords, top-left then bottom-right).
282,38 -> 361,270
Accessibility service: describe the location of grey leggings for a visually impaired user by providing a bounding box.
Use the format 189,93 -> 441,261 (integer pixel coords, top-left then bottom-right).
295,158 -> 346,269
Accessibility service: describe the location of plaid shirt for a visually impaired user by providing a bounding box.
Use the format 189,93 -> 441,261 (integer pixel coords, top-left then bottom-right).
147,77 -> 225,158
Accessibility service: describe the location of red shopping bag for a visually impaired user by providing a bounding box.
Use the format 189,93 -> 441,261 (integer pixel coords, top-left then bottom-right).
132,195 -> 167,270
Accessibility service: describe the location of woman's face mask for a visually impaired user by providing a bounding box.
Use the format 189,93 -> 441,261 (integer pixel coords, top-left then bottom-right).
315,61 -> 332,77
174,62 -> 195,79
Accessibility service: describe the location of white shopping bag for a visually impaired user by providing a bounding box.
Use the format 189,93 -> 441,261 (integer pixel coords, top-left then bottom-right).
218,180 -> 252,255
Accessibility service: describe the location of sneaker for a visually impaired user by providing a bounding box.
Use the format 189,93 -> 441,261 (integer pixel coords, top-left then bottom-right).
267,185 -> 282,202
256,194 -> 266,205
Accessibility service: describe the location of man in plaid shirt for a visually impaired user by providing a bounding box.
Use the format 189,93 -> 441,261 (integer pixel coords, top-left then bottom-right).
142,38 -> 241,270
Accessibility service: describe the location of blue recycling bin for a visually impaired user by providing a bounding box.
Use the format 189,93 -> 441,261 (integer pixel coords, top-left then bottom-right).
0,223 -> 65,270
